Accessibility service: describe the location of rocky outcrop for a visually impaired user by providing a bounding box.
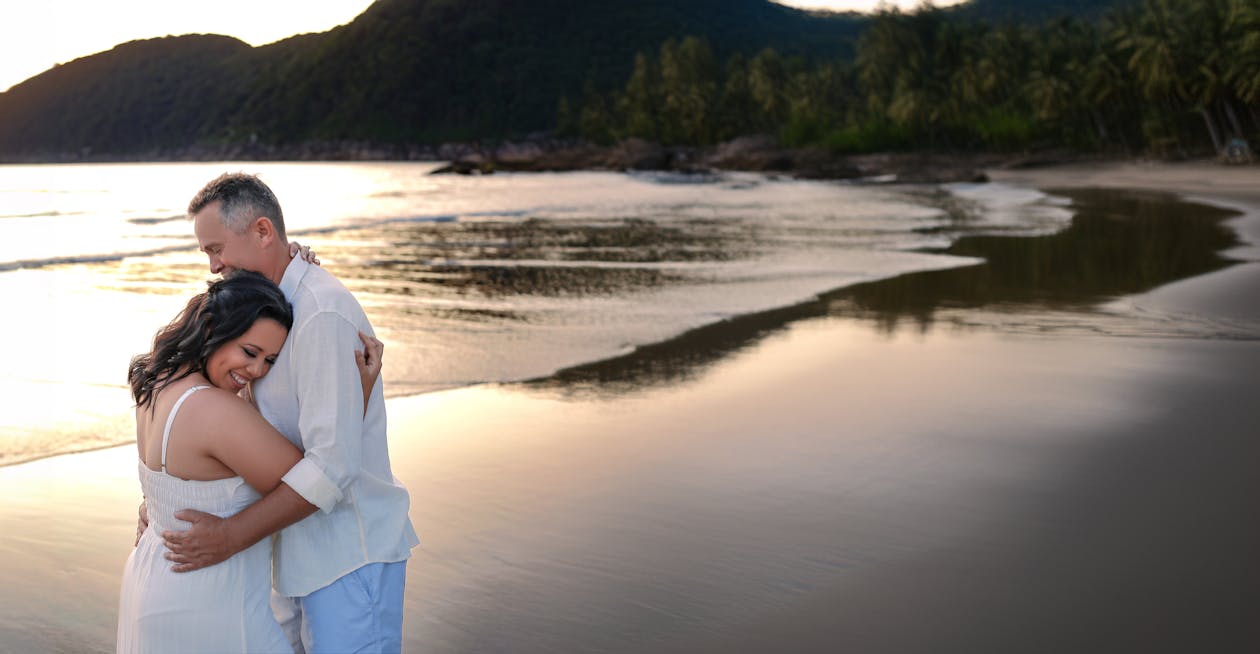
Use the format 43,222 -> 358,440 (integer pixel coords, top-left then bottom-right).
428,137 -> 1000,183
6,134 -> 1003,184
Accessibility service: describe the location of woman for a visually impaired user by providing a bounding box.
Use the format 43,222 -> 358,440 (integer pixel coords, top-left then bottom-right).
116,271 -> 381,653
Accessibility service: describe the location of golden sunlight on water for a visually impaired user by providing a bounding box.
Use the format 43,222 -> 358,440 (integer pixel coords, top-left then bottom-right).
0,162 -> 452,466
3,164 -> 1250,475
0,265 -> 189,465
0,162 -> 451,268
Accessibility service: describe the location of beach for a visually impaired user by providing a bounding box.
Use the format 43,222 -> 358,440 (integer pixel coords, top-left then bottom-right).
1,161 -> 1257,653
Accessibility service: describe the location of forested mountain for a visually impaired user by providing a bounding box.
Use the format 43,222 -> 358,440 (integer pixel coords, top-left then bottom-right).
3,0 -> 1241,161
0,35 -> 256,155
0,0 -> 859,157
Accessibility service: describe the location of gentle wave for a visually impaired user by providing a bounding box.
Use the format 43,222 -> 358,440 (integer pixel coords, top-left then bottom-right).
0,243 -> 202,271
0,210 -> 84,219
942,182 -> 1074,236
126,214 -> 186,225
0,440 -> 135,469
0,212 -> 500,270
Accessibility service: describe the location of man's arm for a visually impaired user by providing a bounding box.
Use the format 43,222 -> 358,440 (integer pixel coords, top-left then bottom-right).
281,310 -> 369,509
163,483 -> 316,572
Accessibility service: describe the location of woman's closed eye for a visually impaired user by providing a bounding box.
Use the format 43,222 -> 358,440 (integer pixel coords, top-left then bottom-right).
242,346 -> 278,365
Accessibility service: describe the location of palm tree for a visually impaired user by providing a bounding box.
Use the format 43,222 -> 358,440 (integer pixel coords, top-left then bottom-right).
1111,0 -> 1195,152
619,52 -> 662,141
1221,0 -> 1260,135
749,47 -> 790,130
716,54 -> 762,140
857,8 -> 915,119
1180,0 -> 1245,147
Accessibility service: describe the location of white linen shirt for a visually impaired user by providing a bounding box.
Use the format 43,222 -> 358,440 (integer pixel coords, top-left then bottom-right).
254,256 -> 419,597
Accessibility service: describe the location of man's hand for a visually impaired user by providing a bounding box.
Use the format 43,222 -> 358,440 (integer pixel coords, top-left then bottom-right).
135,500 -> 149,546
162,509 -> 238,573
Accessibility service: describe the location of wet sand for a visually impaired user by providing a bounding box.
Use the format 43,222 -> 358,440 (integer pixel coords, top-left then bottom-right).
1,161 -> 1258,653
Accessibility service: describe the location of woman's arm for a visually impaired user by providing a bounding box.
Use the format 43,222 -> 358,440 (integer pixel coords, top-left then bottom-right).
160,391 -> 312,572
288,241 -> 320,265
194,390 -> 303,496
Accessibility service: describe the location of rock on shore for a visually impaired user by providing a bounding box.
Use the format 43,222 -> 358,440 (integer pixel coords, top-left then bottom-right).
429,136 -> 1012,183
0,135 -> 1087,184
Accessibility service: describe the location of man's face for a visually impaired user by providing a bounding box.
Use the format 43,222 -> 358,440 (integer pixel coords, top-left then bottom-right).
193,200 -> 264,276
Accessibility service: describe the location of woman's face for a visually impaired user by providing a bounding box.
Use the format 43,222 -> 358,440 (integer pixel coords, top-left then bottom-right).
203,317 -> 288,392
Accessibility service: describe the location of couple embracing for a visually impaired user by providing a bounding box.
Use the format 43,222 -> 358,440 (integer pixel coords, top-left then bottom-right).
117,173 -> 420,653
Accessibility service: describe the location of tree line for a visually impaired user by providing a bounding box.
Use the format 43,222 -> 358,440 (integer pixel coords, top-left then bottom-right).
560,0 -> 1260,156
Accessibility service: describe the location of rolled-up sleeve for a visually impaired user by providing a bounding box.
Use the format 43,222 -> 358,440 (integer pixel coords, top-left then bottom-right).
281,458 -> 342,513
284,310 -> 365,513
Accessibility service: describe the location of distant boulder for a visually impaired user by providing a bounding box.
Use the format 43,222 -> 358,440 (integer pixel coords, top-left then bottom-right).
605,138 -> 674,171
704,135 -> 795,172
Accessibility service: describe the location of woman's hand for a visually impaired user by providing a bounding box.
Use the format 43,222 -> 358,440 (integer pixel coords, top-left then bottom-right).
354,331 -> 384,415
136,500 -> 149,546
288,241 -> 321,266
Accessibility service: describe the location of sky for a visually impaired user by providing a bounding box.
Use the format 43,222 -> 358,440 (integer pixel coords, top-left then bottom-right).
0,0 -> 378,92
0,0 -> 964,93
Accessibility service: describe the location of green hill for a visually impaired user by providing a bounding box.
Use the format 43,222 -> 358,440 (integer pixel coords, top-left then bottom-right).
0,35 -> 254,155
0,0 -> 1155,160
0,0 -> 859,158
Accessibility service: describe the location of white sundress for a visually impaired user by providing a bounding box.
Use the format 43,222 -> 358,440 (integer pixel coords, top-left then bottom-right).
116,384 -> 291,653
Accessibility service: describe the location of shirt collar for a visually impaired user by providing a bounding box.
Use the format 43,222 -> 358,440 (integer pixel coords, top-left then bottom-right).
277,255 -> 309,302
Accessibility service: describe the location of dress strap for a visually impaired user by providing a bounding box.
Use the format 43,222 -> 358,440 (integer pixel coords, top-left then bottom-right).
161,385 -> 210,473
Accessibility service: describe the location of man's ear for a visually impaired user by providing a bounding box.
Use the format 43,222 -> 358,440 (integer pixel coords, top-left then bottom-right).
252,216 -> 277,246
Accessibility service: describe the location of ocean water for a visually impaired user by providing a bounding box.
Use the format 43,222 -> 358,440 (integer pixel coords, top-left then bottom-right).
0,162 -> 1074,466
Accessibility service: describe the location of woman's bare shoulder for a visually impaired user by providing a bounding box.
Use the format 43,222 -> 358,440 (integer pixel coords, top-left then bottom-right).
176,386 -> 259,430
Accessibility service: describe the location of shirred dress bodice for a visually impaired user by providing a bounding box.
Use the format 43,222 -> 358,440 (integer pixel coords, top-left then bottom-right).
136,463 -> 259,535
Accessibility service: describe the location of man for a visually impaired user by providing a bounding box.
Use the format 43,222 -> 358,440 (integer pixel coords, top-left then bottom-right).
163,172 -> 420,653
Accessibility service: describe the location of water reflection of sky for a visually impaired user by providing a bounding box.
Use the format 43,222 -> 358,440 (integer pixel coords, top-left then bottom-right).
3,164 -> 1244,466
3,163 -> 964,465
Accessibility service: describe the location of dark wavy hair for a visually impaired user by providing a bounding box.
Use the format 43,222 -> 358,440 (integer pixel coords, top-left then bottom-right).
128,271 -> 293,409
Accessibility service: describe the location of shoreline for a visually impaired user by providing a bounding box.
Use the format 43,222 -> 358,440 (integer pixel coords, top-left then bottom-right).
3,161 -> 1255,470
0,138 -> 1103,184
6,163 -> 1252,470
1,161 -> 1257,652
3,135 -> 1253,188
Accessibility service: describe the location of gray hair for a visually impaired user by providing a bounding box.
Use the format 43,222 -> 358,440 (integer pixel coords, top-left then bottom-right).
187,172 -> 287,240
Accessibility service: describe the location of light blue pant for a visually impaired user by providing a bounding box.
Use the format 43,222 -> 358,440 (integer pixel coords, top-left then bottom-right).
272,560 -> 407,654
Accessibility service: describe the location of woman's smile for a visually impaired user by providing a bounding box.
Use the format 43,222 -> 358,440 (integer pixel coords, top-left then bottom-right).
203,318 -> 287,393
